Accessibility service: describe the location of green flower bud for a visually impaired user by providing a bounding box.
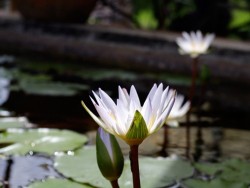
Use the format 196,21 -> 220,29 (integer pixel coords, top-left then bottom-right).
96,127 -> 124,181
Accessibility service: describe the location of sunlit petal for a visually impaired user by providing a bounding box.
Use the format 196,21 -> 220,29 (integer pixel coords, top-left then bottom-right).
82,84 -> 176,146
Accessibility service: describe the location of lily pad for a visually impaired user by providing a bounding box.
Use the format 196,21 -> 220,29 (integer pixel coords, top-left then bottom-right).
54,146 -> 110,188
183,178 -> 247,188
20,82 -> 81,96
77,69 -> 138,81
194,162 -> 224,176
194,159 -> 250,184
0,117 -> 32,131
9,155 -> 62,188
27,178 -> 93,188
120,157 -> 194,188
0,128 -> 88,155
219,159 -> 250,184
54,146 -> 194,188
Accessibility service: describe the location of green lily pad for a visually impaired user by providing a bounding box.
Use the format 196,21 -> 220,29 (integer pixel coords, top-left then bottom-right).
194,162 -> 224,176
10,155 -> 62,187
219,159 -> 250,184
0,117 -> 32,131
194,159 -> 250,184
0,128 -> 88,155
27,178 -> 93,188
183,178 -> 247,188
55,146 -> 194,188
54,146 -> 110,188
20,82 -> 80,96
77,69 -> 138,81
120,157 -> 194,188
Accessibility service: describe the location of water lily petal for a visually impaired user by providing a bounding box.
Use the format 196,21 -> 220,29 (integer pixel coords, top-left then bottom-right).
81,101 -> 112,133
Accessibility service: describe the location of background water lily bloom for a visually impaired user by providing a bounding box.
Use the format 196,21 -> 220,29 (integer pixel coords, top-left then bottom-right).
176,30 -> 215,58
166,90 -> 191,127
82,83 -> 175,145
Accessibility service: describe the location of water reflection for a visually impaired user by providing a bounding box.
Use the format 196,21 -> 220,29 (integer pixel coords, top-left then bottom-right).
0,69 -> 10,106
0,55 -> 13,107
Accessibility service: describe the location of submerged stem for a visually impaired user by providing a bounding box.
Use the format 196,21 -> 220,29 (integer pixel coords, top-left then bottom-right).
130,145 -> 141,188
110,179 -> 119,188
186,57 -> 198,158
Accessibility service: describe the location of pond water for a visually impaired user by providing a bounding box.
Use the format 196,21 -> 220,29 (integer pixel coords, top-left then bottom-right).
0,54 -> 250,187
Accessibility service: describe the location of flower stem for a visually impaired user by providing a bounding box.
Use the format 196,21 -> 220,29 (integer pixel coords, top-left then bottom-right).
110,180 -> 119,188
130,145 -> 141,188
186,57 -> 198,158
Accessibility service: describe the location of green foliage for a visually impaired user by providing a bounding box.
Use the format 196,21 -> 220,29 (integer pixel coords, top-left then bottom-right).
54,146 -> 194,188
54,146 -> 110,188
0,117 -> 30,131
184,159 -> 250,188
0,128 -> 88,155
230,9 -> 250,29
184,179 -> 247,188
27,179 -> 92,188
132,0 -> 157,29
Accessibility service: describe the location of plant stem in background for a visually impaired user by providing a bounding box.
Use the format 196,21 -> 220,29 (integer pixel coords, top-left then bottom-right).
160,125 -> 169,157
186,57 -> 198,158
111,180 -> 120,188
130,145 -> 141,188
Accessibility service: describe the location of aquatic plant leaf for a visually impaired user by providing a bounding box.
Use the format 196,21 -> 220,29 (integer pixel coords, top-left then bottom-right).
55,146 -> 194,188
77,69 -> 138,81
194,162 -> 224,176
219,159 -> 250,184
27,178 -> 92,188
0,128 -> 88,155
120,157 -> 194,188
20,82 -> 80,96
0,117 -> 32,131
183,179 -> 247,188
54,146 -> 110,188
194,159 -> 250,184
9,155 -> 61,188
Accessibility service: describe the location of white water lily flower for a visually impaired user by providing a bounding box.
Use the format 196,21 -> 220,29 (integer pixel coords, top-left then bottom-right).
166,90 -> 190,127
82,83 -> 175,145
176,30 -> 215,58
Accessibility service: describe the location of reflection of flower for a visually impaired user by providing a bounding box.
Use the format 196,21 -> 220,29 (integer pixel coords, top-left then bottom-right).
176,31 -> 215,58
82,83 -> 175,145
166,90 -> 190,127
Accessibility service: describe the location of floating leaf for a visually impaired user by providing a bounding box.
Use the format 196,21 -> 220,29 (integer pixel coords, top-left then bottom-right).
55,146 -> 194,188
77,69 -> 138,81
194,159 -> 250,184
20,82 -> 80,96
183,178 -> 247,188
27,178 -> 93,188
120,157 -> 194,188
0,128 -> 88,155
0,117 -> 32,131
220,159 -> 250,184
54,146 -> 110,188
9,155 -> 61,188
194,162 -> 224,176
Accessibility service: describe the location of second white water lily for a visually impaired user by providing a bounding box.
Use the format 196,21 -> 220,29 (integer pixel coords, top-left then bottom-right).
167,90 -> 191,127
82,83 -> 175,145
176,30 -> 215,58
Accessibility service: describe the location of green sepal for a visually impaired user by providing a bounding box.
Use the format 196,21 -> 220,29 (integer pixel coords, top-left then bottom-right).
96,129 -> 124,181
126,110 -> 148,141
